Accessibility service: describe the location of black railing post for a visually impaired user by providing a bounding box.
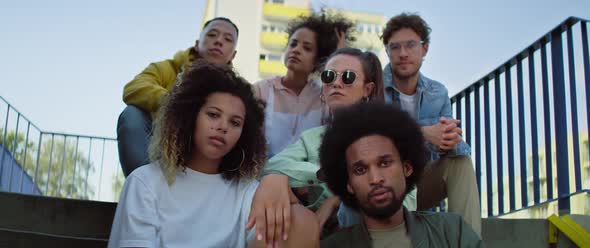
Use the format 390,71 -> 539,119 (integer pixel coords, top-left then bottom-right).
455,95 -> 462,125
566,26 -> 581,192
517,58 -> 528,208
505,65 -> 515,212
581,22 -> 590,177
494,73 -> 504,214
529,47 -> 541,205
550,27 -> 571,214
484,80 -> 494,216
541,43 -> 553,201
474,85 -> 482,208
465,91 -> 472,147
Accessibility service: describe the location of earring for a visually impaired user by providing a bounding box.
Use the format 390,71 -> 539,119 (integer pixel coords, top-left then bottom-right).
320,93 -> 325,103
225,148 -> 245,172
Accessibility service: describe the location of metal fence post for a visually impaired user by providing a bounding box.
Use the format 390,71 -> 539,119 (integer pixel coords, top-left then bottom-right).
550,27 -> 571,214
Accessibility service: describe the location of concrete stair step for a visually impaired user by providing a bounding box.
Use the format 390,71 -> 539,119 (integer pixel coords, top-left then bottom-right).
0,191 -> 116,246
482,215 -> 590,248
0,228 -> 107,247
2,191 -> 589,247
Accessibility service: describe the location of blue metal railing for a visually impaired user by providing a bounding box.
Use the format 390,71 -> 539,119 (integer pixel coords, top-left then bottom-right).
0,95 -> 124,202
451,17 -> 590,217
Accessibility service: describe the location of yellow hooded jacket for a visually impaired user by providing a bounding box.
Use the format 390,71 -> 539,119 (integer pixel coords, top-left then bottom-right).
122,48 -> 193,114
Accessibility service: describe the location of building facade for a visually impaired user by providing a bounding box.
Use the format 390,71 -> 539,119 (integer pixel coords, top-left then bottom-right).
202,0 -> 387,83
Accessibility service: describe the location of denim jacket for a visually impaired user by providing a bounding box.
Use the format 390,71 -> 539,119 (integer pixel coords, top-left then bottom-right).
383,63 -> 471,160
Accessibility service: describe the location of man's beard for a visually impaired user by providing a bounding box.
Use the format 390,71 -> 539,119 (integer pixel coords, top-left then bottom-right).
359,186 -> 404,220
392,62 -> 422,82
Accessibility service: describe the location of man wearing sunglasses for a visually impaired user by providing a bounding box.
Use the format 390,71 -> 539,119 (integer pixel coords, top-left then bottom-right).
381,13 -> 481,235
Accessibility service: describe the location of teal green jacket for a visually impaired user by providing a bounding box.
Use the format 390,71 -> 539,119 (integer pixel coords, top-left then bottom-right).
263,126 -> 329,210
321,208 -> 485,248
263,126 -> 416,212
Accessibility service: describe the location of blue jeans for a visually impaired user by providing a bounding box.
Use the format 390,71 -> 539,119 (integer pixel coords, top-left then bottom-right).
117,105 -> 152,177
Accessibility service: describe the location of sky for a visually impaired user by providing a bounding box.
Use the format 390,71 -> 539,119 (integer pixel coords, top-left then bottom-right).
1,0 -> 590,139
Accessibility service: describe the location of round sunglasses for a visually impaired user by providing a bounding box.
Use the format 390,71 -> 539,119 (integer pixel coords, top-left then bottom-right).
320,70 -> 357,85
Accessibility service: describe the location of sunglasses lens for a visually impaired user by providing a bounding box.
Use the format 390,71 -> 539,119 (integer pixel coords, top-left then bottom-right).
321,70 -> 336,84
342,71 -> 356,84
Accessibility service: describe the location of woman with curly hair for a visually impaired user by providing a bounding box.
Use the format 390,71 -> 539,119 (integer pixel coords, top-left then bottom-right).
253,11 -> 355,158
248,48 -> 390,243
108,61 -> 318,247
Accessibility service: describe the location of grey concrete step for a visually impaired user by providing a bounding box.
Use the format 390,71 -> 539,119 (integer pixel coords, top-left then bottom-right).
2,191 -> 589,247
0,228 -> 107,248
0,191 -> 116,246
482,218 -> 549,248
482,215 -> 590,248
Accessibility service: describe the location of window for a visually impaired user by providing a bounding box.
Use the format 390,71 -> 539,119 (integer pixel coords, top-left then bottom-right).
259,54 -> 267,60
268,54 -> 281,61
262,25 -> 268,32
367,25 -> 373,34
357,23 -> 364,33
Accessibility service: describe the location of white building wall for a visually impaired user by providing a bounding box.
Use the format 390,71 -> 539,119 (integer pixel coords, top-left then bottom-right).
204,0 -> 263,82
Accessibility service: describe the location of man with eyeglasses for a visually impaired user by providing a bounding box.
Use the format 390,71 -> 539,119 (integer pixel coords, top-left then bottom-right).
380,13 -> 482,235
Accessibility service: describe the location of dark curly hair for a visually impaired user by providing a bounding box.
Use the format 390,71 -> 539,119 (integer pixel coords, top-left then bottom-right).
381,12 -> 431,45
286,10 -> 355,72
149,60 -> 266,184
325,48 -> 385,102
318,102 -> 426,210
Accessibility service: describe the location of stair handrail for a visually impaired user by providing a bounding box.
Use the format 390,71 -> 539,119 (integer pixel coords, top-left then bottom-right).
547,214 -> 590,247
450,16 -> 590,217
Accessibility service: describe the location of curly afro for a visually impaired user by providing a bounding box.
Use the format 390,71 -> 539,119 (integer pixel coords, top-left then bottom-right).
286,10 -> 355,72
318,102 -> 427,210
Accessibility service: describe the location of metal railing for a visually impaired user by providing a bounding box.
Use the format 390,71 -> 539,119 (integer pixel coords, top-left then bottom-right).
548,214 -> 590,247
451,17 -> 590,217
0,95 -> 124,202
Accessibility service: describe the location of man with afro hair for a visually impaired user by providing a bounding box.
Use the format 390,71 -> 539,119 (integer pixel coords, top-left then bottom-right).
319,102 -> 483,247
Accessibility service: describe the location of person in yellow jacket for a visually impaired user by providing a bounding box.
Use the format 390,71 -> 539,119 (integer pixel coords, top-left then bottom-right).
117,17 -> 239,177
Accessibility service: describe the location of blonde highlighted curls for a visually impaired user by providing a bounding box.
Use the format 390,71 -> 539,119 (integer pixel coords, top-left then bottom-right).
149,60 -> 267,185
